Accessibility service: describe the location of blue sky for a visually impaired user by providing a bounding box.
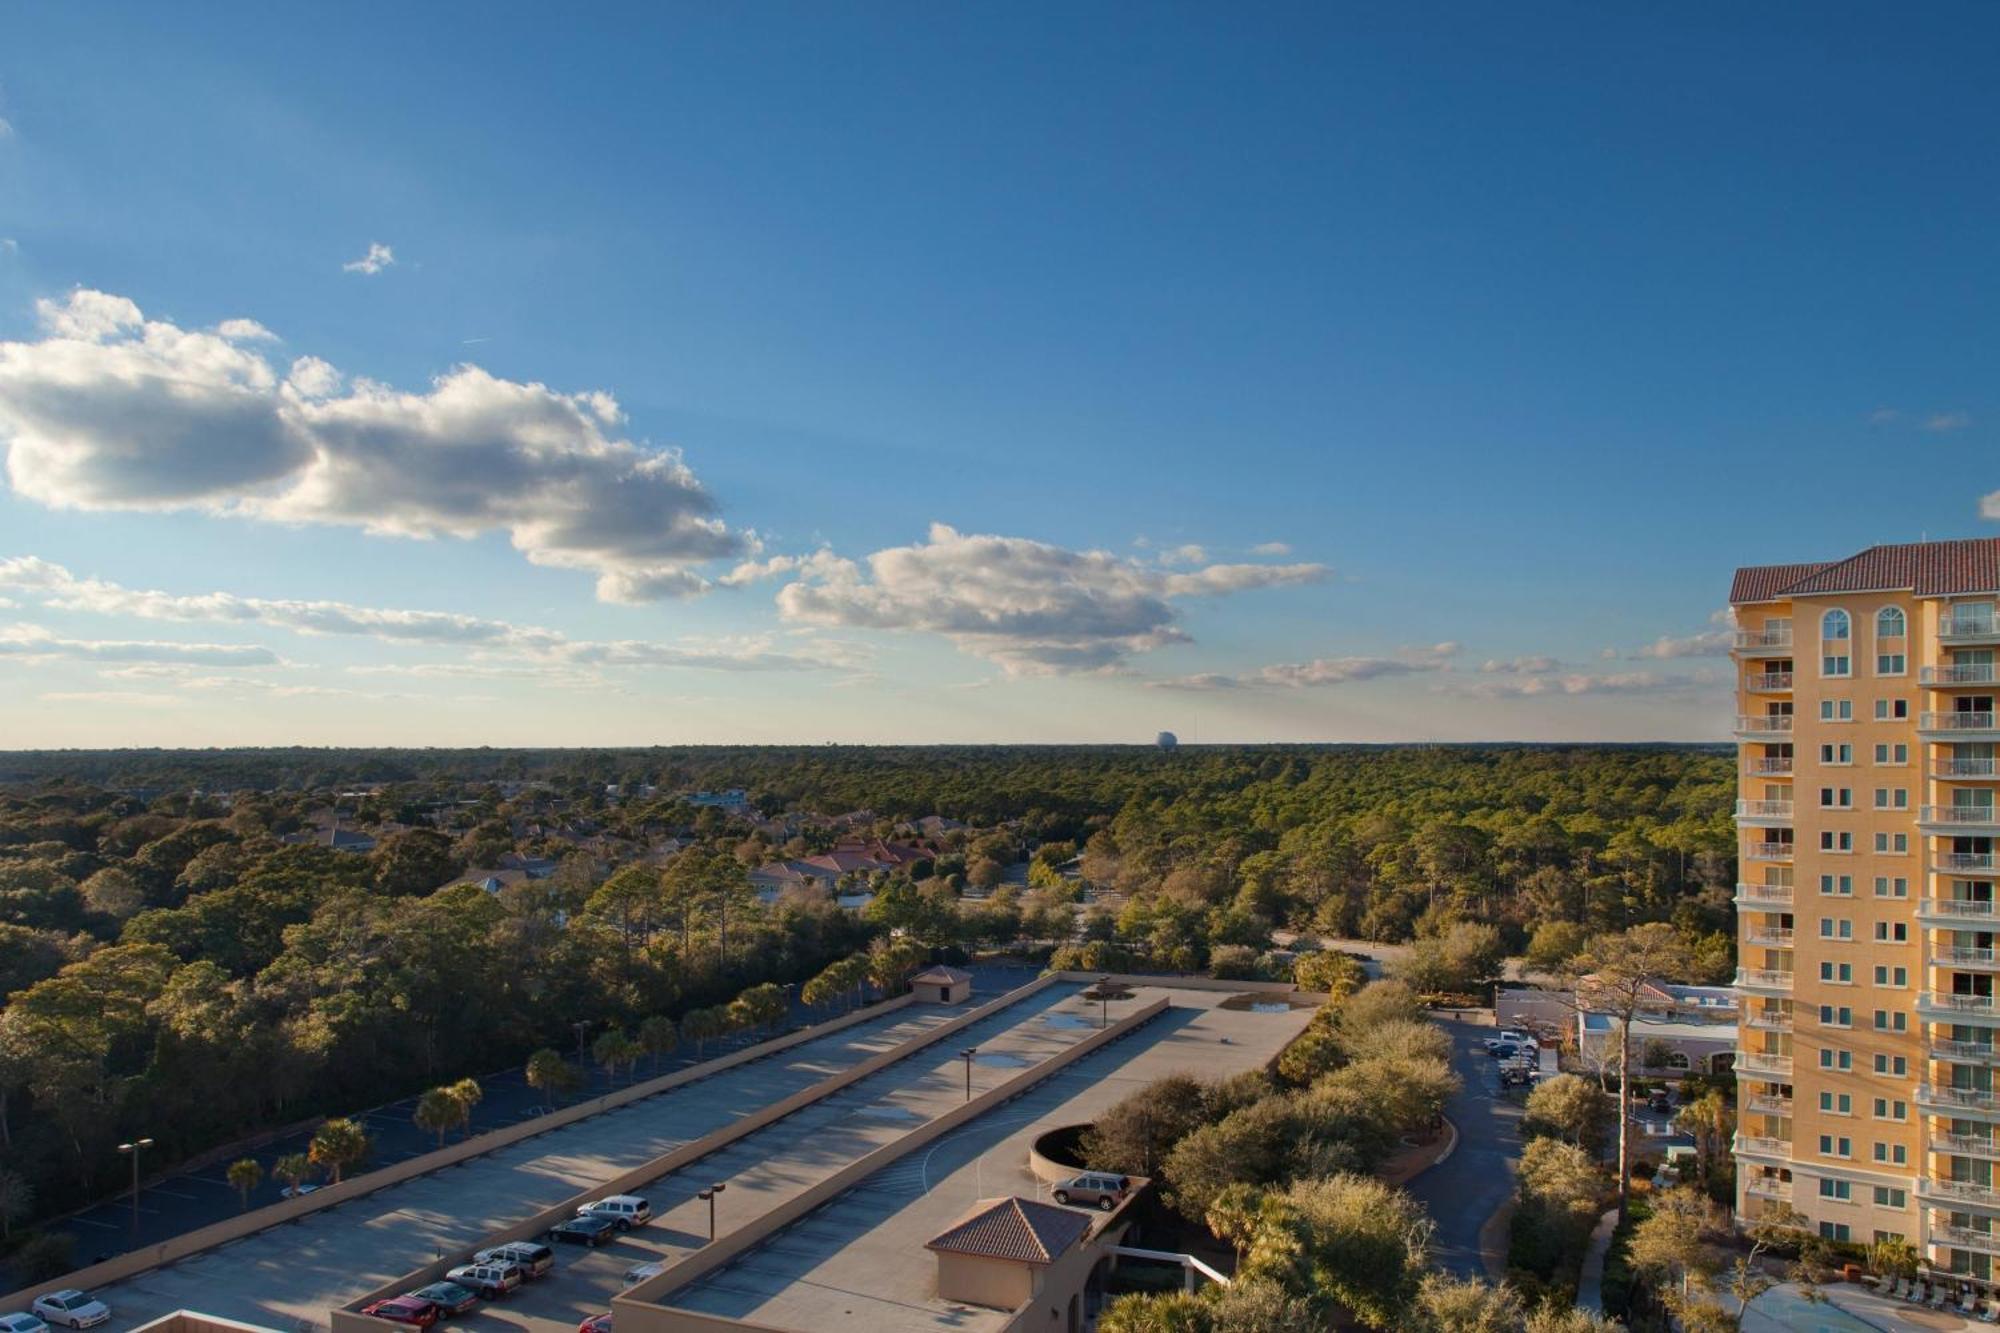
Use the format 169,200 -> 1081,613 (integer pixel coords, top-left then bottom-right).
0,4 -> 1993,745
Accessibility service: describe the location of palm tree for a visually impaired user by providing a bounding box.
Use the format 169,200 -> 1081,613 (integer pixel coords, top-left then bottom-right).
272,1152 -> 312,1197
592,1027 -> 639,1085
526,1047 -> 576,1106
638,1015 -> 679,1074
308,1117 -> 370,1184
414,1088 -> 459,1149
225,1158 -> 263,1210
682,1006 -> 721,1058
447,1078 -> 483,1139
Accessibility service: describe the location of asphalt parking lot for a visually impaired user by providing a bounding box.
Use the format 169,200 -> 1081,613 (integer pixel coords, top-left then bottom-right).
61,982 -> 1031,1333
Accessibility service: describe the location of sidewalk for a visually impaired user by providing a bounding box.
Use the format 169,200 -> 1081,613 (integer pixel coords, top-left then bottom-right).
1573,1207 -> 1618,1313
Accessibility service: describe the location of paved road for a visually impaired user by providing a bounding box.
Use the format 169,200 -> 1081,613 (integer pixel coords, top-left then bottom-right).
1409,1016 -> 1524,1278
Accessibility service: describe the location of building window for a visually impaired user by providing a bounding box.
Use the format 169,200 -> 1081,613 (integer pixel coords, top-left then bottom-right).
1819,1135 -> 1852,1157
1873,921 -> 1908,942
1818,917 -> 1854,940
1872,1010 -> 1908,1032
1823,1091 -> 1854,1113
1875,698 -> 1911,720
1821,742 -> 1854,764
1878,652 -> 1907,675
1874,1185 -> 1907,1205
1872,835 -> 1909,855
1823,787 -> 1854,809
1819,1178 -> 1853,1201
1871,1053 -> 1907,1076
1873,743 -> 1910,764
1819,831 -> 1853,853
1820,961 -> 1854,983
1821,701 -> 1855,722
1824,609 -> 1852,641
1871,965 -> 1908,987
1821,874 -> 1854,895
1820,1222 -> 1853,1241
1820,1004 -> 1853,1026
1818,1049 -> 1853,1070
1877,607 -> 1907,639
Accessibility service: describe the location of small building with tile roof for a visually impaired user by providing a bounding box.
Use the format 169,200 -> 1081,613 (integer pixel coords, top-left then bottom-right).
910,964 -> 973,1005
924,1196 -> 1095,1311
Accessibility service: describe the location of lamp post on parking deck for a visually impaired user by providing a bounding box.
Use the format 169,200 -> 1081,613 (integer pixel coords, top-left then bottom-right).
959,1048 -> 977,1102
118,1137 -> 153,1234
698,1183 -> 727,1242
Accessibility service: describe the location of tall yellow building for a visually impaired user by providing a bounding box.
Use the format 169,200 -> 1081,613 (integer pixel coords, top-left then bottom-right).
1732,538 -> 2000,1275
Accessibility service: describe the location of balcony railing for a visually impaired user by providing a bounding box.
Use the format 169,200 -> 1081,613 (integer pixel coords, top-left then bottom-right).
1735,628 -> 1794,652
1736,799 -> 1796,822
1735,714 -> 1795,736
1746,756 -> 1795,776
1744,1009 -> 1794,1032
1924,712 -> 2000,734
1745,926 -> 1795,948
1923,993 -> 2000,1018
1923,899 -> 1999,922
1733,1134 -> 1790,1159
1926,805 -> 2000,829
1746,1094 -> 1794,1116
1936,853 -> 1999,874
1940,759 -> 2000,781
1943,616 -> 2000,645
1925,664 -> 2000,688
1735,968 -> 1795,992
1932,1221 -> 2000,1254
1744,841 -> 1795,862
1736,1051 -> 1794,1077
1936,1133 -> 2000,1161
1920,1084 -> 2000,1114
1744,1176 -> 1794,1201
1736,883 -> 1794,907
1932,1039 -> 2000,1064
1940,947 -> 2000,971
1744,671 -> 1794,693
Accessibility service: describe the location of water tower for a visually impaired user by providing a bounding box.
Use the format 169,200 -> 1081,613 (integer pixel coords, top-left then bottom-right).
1156,731 -> 1179,752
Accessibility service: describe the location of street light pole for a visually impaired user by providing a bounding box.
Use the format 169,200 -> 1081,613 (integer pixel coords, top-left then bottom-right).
117,1137 -> 153,1234
698,1183 -> 727,1242
572,1020 -> 591,1072
960,1048 -> 977,1102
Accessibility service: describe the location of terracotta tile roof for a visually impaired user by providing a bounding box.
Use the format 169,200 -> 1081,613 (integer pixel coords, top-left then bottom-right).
1730,562 -> 1833,604
925,1197 -> 1092,1265
1733,539 -> 2000,602
911,965 -> 972,985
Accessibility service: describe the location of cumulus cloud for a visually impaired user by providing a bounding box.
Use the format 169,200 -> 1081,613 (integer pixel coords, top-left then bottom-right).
342,242 -> 395,275
1460,669 -> 1683,698
0,623 -> 279,667
0,289 -> 746,600
1160,544 -> 1207,566
1151,643 -> 1456,692
773,523 -> 1328,674
0,555 -> 859,674
215,318 -> 278,342
1479,655 -> 1561,675
1250,541 -> 1292,557
1927,411 -> 1972,432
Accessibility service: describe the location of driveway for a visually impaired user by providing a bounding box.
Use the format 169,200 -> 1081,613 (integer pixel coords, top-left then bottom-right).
1408,1015 -> 1524,1277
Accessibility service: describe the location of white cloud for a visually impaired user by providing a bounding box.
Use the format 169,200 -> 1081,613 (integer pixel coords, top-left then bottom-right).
0,118 -> 12,140
1927,411 -> 1972,433
773,523 -> 1328,674
0,622 -> 279,666
0,239 -> 16,256
1250,541 -> 1291,557
215,318 -> 279,342
1479,655 -> 1561,675
1151,643 -> 1455,692
0,290 -> 746,600
1630,629 -> 1731,659
1459,669 -> 1685,698
342,242 -> 395,275
1160,544 -> 1207,566
0,555 -> 860,674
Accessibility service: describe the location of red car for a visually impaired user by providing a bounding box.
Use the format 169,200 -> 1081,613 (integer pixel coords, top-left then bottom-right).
579,1315 -> 612,1333
361,1298 -> 439,1328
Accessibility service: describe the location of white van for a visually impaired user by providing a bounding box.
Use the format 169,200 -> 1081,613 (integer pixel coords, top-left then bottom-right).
578,1195 -> 652,1230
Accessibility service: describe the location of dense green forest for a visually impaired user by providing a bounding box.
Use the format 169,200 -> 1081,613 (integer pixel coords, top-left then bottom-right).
0,743 -> 1734,1242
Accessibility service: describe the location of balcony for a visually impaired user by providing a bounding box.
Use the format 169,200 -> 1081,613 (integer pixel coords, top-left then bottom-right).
1931,1222 -> 2000,1255
1920,993 -> 2000,1024
1744,1176 -> 1794,1202
1736,882 -> 1795,908
1735,1051 -> 1794,1078
1735,968 -> 1796,995
1746,755 -> 1795,777
1932,1039 -> 2000,1065
1924,806 -> 2000,834
1744,1009 -> 1794,1033
1919,1084 -> 2000,1118
1938,947 -> 2000,973
1943,616 -> 2000,647
1735,714 -> 1795,738
1939,759 -> 2000,782
1935,853 -> 1999,874
1925,664 -> 2000,689
1744,671 -> 1794,694
1744,925 -> 1795,948
1744,841 -> 1795,862
1936,1134 -> 2000,1162
1746,1093 -> 1794,1116
1734,627 -> 1794,654
1923,712 -> 2000,739
1736,799 -> 1795,825
1923,899 -> 1999,927
1733,1133 -> 1790,1161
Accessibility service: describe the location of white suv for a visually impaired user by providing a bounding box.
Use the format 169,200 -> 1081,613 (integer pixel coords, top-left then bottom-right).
578,1194 -> 652,1230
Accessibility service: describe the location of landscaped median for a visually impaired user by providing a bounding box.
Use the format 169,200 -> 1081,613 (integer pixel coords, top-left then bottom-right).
326,974 -> 1078,1333
611,994 -> 1174,1333
0,985 -> 943,1314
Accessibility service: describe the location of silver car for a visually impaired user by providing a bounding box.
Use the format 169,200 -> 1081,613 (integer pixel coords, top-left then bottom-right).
1052,1172 -> 1131,1211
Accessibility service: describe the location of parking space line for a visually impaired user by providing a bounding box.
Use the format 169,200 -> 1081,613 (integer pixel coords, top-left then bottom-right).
69,1216 -> 120,1230
149,1188 -> 201,1200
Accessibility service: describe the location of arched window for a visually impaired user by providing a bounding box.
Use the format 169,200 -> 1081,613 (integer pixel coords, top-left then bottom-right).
1877,607 -> 1906,639
1822,609 -> 1851,642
